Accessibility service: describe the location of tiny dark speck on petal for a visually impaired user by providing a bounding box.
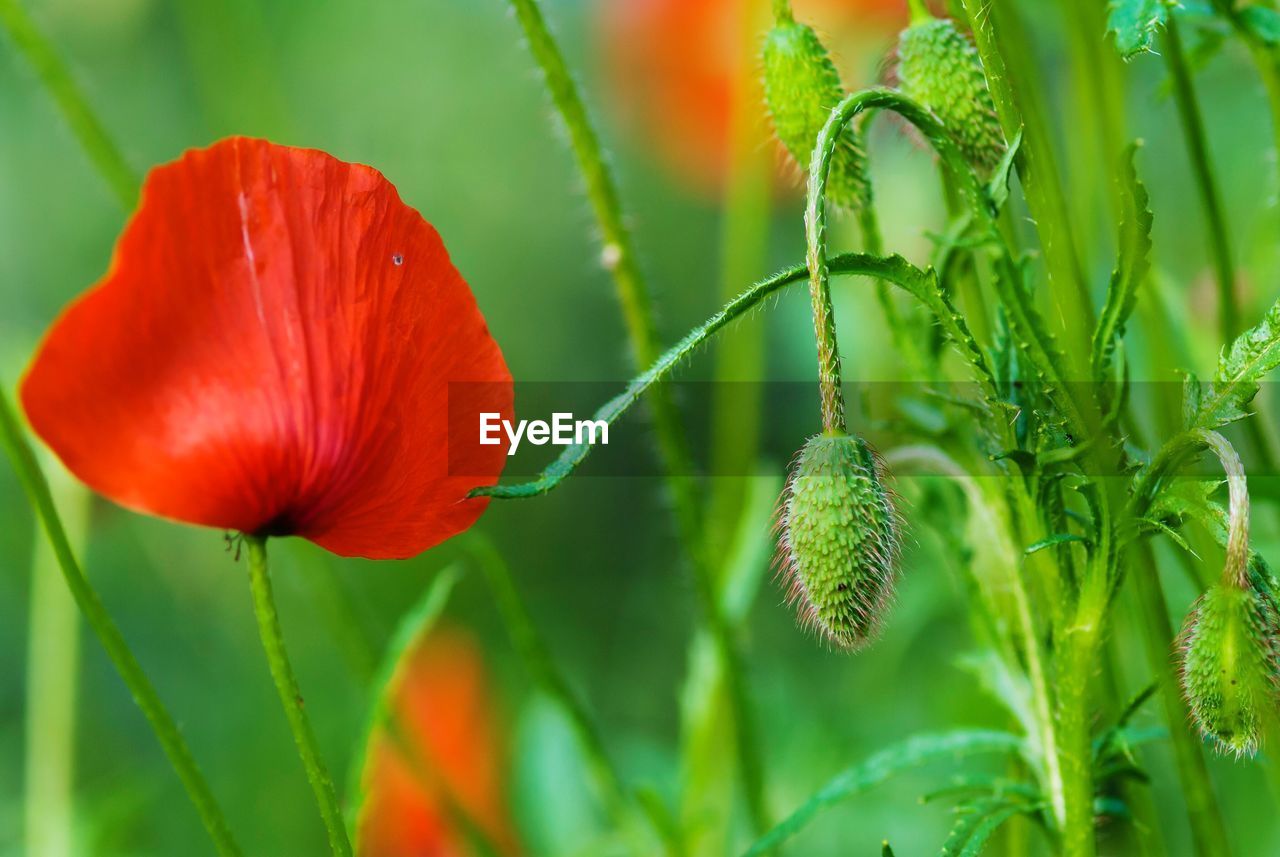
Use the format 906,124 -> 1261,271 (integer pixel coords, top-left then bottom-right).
392,253 -> 404,266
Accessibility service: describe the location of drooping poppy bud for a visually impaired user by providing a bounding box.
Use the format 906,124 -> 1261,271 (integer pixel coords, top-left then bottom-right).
356,626 -> 520,856
777,433 -> 901,650
1178,584 -> 1280,757
763,15 -> 869,209
21,137 -> 513,560
893,13 -> 1005,174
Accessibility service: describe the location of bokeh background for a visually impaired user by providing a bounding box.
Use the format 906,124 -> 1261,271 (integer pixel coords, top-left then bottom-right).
3,0 -> 1280,854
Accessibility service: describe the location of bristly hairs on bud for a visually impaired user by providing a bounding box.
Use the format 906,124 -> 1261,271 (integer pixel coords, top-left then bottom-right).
1175,429 -> 1280,756
776,433 -> 902,650
891,4 -> 1006,174
762,4 -> 869,210
1178,583 -> 1280,758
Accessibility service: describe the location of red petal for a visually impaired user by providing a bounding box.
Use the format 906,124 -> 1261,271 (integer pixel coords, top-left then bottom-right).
21,137 -> 512,559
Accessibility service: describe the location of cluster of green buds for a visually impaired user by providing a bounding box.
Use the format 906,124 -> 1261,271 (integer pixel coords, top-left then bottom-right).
762,6 -> 868,209
777,433 -> 901,650
1179,575 -> 1280,757
893,1 -> 1005,174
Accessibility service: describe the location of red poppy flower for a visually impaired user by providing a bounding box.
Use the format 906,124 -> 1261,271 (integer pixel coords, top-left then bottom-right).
20,137 -> 512,560
356,626 -> 520,857
599,0 -> 908,193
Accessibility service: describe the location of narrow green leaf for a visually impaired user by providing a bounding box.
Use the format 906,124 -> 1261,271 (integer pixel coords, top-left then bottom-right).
1092,143 -> 1154,394
1108,0 -> 1170,59
986,130 -> 1024,212
740,731 -> 1024,856
1024,533 -> 1091,555
1241,6 -> 1280,46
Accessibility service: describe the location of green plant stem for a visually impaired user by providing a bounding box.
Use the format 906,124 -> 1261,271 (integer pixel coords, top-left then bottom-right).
473,253 -> 933,499
244,536 -> 351,857
1054,574 -> 1107,857
1131,541 -> 1233,856
503,1 -> 770,832
0,0 -> 137,208
0,390 -> 243,856
806,97 -> 851,435
23,466 -> 88,857
959,0 -> 1094,371
504,0 -> 698,513
1163,13 -> 1239,342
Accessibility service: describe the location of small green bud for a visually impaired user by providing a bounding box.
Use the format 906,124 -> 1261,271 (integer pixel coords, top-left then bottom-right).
894,16 -> 1005,173
778,433 -> 901,650
1179,584 -> 1280,757
763,18 -> 868,209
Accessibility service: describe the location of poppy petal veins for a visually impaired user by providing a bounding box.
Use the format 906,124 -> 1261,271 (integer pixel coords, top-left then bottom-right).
21,137 -> 512,559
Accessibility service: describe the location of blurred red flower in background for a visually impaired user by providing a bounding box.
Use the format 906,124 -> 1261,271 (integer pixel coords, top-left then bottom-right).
357,626 -> 520,857
21,137 -> 512,560
599,0 -> 908,194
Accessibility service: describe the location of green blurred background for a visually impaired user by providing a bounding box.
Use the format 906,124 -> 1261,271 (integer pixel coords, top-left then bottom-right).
3,0 -> 1280,854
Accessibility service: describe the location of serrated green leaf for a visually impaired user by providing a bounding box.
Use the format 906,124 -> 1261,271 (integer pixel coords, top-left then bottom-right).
1108,0 -> 1170,59
1241,6 -> 1280,45
741,730 -> 1025,856
1193,295 -> 1280,428
1092,143 -> 1153,396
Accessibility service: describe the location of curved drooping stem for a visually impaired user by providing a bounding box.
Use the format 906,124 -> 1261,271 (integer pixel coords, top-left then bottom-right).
244,536 -> 352,857
0,392 -> 243,856
1130,428 -> 1250,589
474,253 -> 938,500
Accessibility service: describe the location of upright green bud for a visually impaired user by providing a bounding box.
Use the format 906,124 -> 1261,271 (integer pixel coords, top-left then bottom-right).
778,433 -> 900,650
894,15 -> 1005,174
1178,584 -> 1280,757
763,16 -> 868,209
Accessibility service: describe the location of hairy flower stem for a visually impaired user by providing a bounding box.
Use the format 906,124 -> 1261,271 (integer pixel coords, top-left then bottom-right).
959,0 -> 1093,371
806,120 -> 849,435
505,0 -> 770,835
476,254 -> 941,499
0,391 -> 243,856
1163,14 -> 1239,342
0,0 -> 137,208
244,536 -> 352,857
1054,581 -> 1106,857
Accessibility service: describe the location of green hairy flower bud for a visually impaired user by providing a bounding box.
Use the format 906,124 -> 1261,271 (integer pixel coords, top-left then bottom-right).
763,17 -> 868,209
778,433 -> 901,650
895,15 -> 1005,174
1179,584 -> 1280,757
